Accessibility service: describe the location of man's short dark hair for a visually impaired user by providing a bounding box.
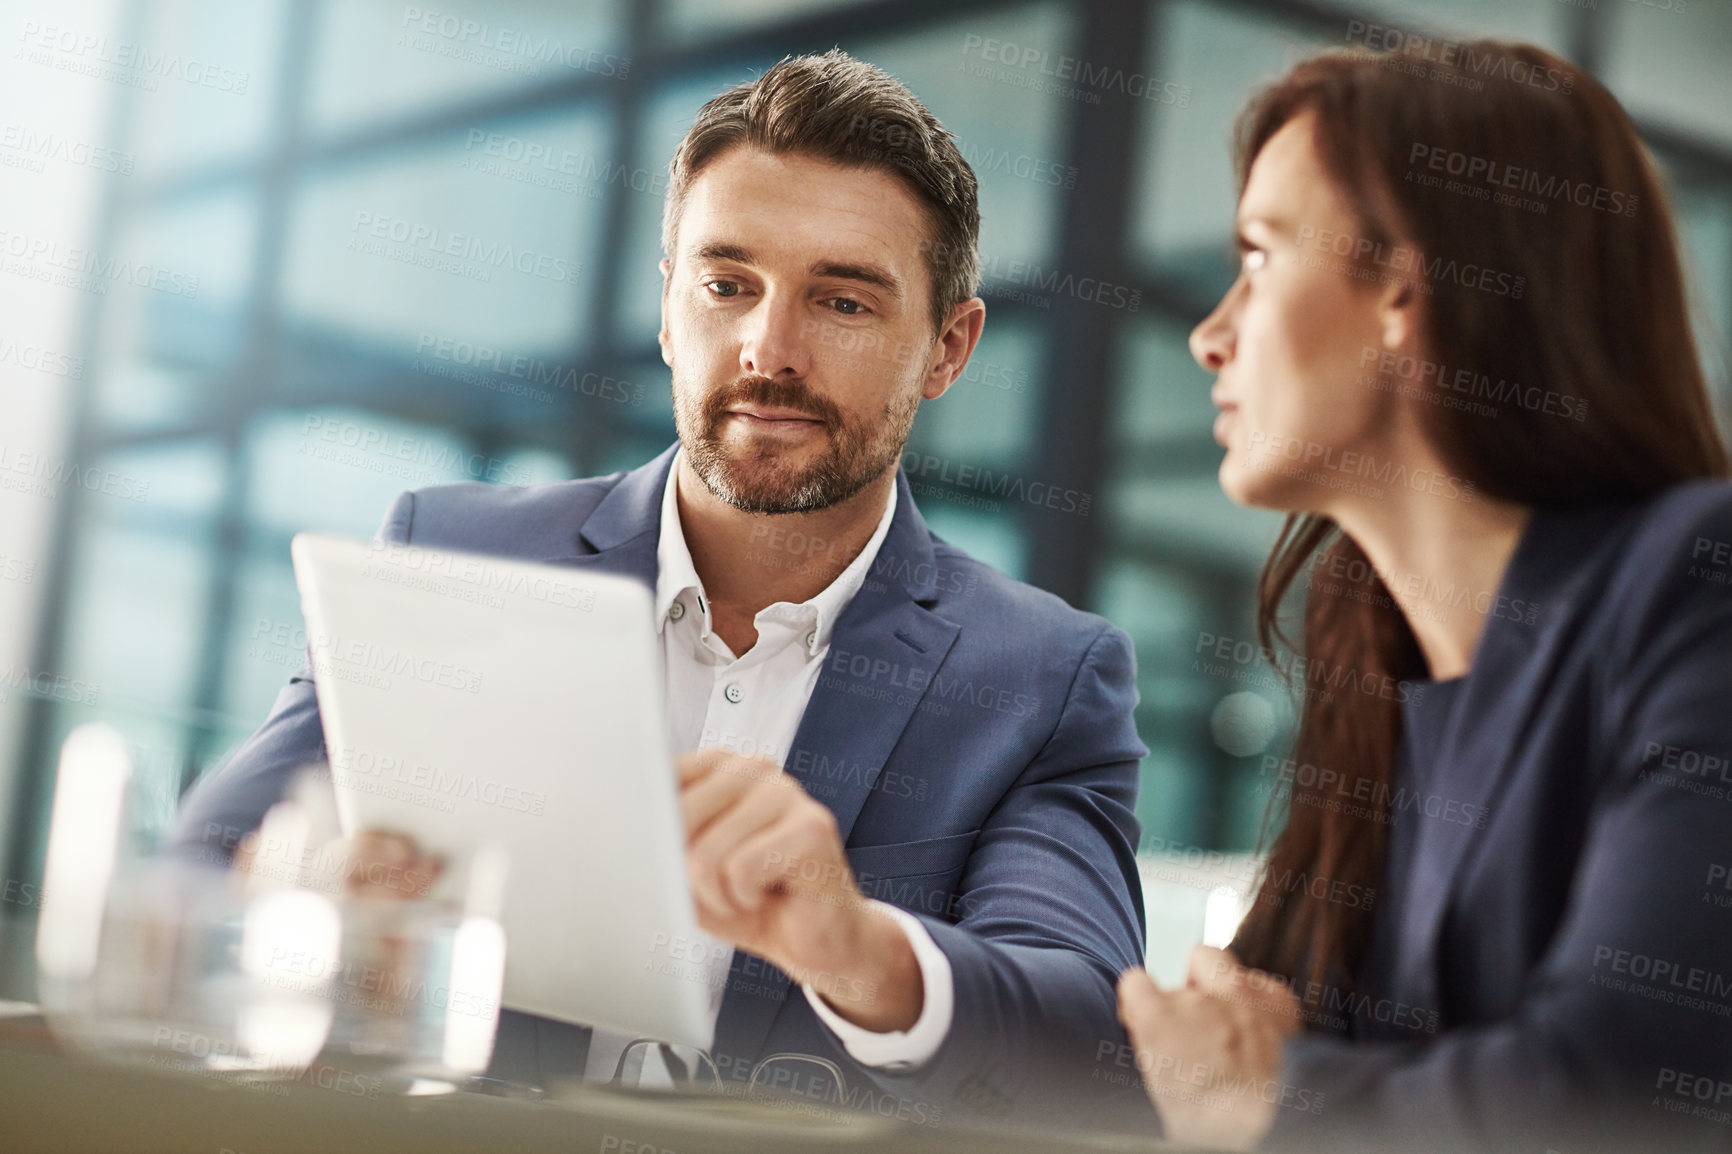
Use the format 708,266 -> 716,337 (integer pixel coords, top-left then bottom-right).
662,49 -> 981,334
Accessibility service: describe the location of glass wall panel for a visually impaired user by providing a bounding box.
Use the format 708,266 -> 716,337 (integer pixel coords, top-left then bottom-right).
280,112 -> 603,355
1603,1 -> 1732,151
126,0 -> 291,179
305,0 -> 626,136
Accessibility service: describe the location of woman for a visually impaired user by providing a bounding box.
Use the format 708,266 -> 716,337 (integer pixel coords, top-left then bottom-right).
1115,41 -> 1732,1153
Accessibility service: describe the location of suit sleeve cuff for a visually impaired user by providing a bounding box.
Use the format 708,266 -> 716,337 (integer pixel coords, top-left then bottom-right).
801,900 -> 954,1071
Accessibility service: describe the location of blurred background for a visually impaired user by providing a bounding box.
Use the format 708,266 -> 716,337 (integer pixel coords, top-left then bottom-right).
0,0 -> 1728,988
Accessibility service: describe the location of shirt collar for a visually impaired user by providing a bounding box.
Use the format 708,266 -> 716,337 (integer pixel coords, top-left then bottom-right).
654,447 -> 898,653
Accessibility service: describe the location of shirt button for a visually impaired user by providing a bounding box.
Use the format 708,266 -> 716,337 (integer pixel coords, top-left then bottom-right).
668,601 -> 686,621
805,630 -> 818,651
723,682 -> 744,704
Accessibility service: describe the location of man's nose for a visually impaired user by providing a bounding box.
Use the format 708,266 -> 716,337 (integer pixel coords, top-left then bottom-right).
740,291 -> 812,379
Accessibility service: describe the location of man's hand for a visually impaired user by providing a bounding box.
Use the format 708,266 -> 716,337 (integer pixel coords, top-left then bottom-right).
677,749 -> 922,1033
233,826 -> 443,900
333,828 -> 445,899
1116,946 -> 1303,1151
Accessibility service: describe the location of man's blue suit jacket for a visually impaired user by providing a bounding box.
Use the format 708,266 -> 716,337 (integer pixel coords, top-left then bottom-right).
172,444 -> 1157,1129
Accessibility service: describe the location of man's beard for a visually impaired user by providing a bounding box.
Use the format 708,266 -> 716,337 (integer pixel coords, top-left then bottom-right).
674,373 -> 918,514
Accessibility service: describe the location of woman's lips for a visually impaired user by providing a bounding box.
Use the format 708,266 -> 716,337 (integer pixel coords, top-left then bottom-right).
1212,404 -> 1237,447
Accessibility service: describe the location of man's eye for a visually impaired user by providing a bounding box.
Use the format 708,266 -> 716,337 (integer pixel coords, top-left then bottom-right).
707,280 -> 740,298
828,298 -> 865,316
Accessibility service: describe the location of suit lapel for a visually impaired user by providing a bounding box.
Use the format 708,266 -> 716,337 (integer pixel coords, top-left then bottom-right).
529,445 -> 676,583
1392,505 -> 1624,1011
712,470 -> 960,1066
540,537 -> 657,586
786,593 -> 960,841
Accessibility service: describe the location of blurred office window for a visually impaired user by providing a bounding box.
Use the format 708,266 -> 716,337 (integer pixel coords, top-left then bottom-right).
1602,1 -> 1732,153
305,0 -> 625,135
1346,0 -> 1566,49
657,0 -> 862,46
6,0 -> 1731,980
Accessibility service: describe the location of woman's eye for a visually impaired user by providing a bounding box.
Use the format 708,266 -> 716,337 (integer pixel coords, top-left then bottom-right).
707,280 -> 740,298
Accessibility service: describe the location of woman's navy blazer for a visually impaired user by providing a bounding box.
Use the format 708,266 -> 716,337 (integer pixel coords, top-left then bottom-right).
1270,482 -> 1732,1153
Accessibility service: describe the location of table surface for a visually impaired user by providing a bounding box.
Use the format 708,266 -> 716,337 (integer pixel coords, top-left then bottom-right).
0,1015 -> 1188,1154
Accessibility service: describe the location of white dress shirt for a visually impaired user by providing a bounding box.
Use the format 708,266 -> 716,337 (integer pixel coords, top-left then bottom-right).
583,450 -> 953,1081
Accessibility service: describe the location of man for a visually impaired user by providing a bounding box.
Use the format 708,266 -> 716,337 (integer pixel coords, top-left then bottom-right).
173,50 -> 1151,1130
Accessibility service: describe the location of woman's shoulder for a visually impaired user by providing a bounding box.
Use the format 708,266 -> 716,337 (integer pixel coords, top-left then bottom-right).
1611,480 -> 1732,598
1587,480 -> 1732,666
1504,483 -> 1730,634
1633,478 -> 1732,535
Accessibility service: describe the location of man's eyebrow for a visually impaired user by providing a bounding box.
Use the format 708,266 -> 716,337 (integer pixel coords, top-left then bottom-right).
810,260 -> 902,299
686,243 -> 902,298
691,241 -> 754,264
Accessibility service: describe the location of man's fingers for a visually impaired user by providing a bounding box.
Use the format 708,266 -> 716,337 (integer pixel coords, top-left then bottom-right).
679,754 -> 793,831
687,783 -> 791,913
675,748 -> 730,786
232,825 -> 443,900
352,827 -> 418,866
718,824 -> 784,913
340,829 -> 442,899
688,881 -> 735,937
677,749 -> 788,788
722,808 -> 845,913
680,761 -> 756,842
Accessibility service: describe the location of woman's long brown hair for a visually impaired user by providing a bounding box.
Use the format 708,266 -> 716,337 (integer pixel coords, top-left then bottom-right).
1227,42 -> 1729,992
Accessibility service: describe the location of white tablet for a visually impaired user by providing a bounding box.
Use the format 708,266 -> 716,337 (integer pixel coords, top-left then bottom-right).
289,531 -> 713,1052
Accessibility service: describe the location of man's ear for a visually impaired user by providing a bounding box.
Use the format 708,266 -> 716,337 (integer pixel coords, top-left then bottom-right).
922,296 -> 987,402
658,256 -> 674,368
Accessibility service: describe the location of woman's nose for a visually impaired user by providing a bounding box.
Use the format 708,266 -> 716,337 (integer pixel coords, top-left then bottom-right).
1189,298 -> 1233,372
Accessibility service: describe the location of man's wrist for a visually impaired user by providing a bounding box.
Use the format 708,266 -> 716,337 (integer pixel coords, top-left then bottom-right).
803,904 -> 955,1069
799,898 -> 923,1032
